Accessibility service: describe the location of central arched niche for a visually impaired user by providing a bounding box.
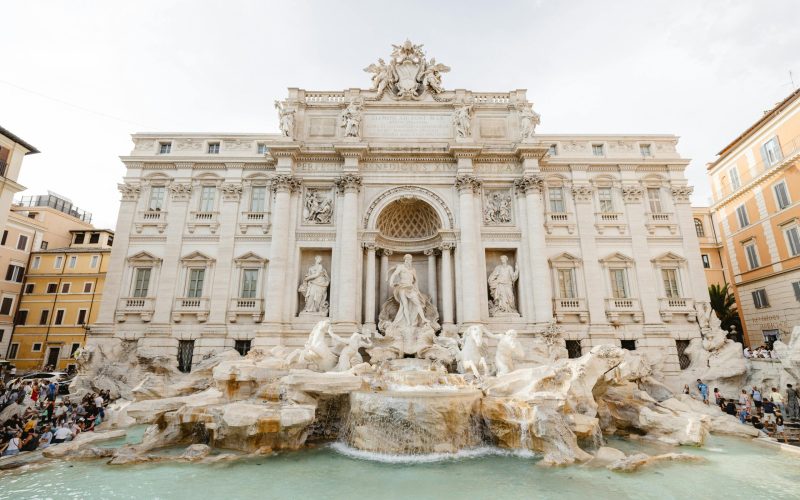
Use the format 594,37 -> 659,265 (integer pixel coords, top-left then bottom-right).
376,198 -> 441,241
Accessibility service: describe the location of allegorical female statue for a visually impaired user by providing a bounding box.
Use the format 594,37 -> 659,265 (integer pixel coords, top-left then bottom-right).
488,255 -> 519,316
299,256 -> 330,314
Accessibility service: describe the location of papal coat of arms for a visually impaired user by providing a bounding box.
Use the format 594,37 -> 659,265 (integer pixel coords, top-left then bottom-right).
364,40 -> 450,100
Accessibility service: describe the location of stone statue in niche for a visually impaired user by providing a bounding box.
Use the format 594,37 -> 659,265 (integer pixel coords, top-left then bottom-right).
299,256 -> 330,315
304,189 -> 333,224
453,103 -> 473,138
519,105 -> 541,139
339,99 -> 363,138
274,100 -> 295,138
389,254 -> 430,328
488,255 -> 520,317
483,192 -> 513,224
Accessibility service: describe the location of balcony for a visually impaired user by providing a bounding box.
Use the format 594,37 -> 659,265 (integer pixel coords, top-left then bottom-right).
645,212 -> 678,235
552,297 -> 588,322
172,297 -> 210,322
604,297 -> 642,324
594,212 -> 626,235
227,297 -> 264,323
187,211 -> 219,234
658,297 -> 696,322
239,211 -> 270,235
116,297 -> 155,322
544,212 -> 576,235
134,210 -> 167,233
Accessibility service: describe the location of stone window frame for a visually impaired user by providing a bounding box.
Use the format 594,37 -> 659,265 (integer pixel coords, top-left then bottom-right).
232,252 -> 267,300
179,251 -> 216,299
650,252 -> 687,299
192,173 -> 224,214
694,218 -> 705,237
123,251 -> 163,299
772,179 -> 791,211
640,174 -> 673,214
544,175 -> 572,215
590,175 -> 620,214
549,252 -> 584,300
778,217 -> 800,257
141,173 -> 174,213
741,237 -> 760,270
598,252 -> 637,300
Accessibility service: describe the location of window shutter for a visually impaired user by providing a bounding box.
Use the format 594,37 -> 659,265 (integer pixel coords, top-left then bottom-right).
4,265 -> 13,281
760,143 -> 769,166
773,136 -> 783,161
793,282 -> 800,302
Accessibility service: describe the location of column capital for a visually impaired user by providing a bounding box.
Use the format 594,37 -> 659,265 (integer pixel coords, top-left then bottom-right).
168,182 -> 193,201
621,183 -> 644,203
118,182 -> 141,201
362,241 -> 377,251
438,242 -> 456,251
221,183 -> 243,201
379,248 -> 393,257
513,174 -> 544,194
570,183 -> 594,203
271,174 -> 302,193
454,174 -> 482,193
671,185 -> 694,203
335,173 -> 363,193
423,248 -> 437,256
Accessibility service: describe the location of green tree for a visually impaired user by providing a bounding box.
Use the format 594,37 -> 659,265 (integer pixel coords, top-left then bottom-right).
708,283 -> 742,342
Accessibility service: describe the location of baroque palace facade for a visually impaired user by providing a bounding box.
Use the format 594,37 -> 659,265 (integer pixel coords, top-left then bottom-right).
92,42 -> 707,376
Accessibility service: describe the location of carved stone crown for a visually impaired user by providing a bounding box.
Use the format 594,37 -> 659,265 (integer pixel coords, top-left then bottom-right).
335,174 -> 363,193
454,175 -> 482,193
118,182 -> 141,201
364,40 -> 451,101
671,186 -> 694,202
513,175 -> 544,194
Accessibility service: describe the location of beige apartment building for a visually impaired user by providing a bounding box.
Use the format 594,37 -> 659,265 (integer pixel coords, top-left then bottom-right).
0,195 -> 94,359
692,207 -> 728,289
0,125 -> 39,235
707,88 -> 800,347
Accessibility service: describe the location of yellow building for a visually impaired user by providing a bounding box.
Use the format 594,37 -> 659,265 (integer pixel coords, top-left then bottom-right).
691,206 -> 729,288
0,196 -> 94,358
7,228 -> 112,371
707,87 -> 800,347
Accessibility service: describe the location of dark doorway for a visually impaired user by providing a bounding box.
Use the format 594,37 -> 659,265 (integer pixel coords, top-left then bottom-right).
566,340 -> 582,359
177,340 -> 195,373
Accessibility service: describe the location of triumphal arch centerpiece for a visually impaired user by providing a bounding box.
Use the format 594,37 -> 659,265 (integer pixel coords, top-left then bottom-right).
95,41 -> 707,377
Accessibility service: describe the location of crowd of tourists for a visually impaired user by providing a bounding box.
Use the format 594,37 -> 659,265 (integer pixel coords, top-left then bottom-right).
687,379 -> 799,443
0,378 -> 111,458
743,346 -> 779,359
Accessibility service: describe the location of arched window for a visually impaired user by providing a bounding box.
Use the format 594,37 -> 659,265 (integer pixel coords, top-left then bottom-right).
694,218 -> 705,237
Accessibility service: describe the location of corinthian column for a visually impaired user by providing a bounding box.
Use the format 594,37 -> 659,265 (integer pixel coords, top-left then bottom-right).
334,174 -> 362,329
263,175 -> 301,327
424,248 -> 438,308
455,174 -> 483,324
363,242 -> 377,332
439,243 -> 455,329
379,248 -> 392,306
515,175 -> 552,323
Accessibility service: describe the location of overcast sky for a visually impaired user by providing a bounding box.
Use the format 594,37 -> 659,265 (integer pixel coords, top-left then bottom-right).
2,0 -> 799,228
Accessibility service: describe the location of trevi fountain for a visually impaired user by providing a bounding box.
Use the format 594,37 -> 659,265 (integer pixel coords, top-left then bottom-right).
3,41 -> 800,499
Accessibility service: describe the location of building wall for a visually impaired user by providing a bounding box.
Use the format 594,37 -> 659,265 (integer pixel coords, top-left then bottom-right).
708,89 -> 800,347
8,239 -> 110,371
692,207 -> 728,288
0,129 -> 37,243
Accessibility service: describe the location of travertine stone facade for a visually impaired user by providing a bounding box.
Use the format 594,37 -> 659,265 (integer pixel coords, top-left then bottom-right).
92,42 -> 707,376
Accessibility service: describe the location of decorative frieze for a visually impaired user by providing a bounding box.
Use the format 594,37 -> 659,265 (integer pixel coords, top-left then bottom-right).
303,188 -> 334,224
483,191 -> 513,225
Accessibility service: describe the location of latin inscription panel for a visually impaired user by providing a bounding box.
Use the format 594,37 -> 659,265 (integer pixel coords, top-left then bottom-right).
363,113 -> 452,139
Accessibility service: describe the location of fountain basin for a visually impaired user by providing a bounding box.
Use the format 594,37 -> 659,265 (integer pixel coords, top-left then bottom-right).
345,388 -> 483,454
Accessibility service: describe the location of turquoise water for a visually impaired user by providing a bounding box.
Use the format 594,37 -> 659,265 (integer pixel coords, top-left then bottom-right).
2,436 -> 799,500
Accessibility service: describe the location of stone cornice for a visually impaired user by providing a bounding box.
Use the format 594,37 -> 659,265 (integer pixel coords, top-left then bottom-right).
449,145 -> 483,159
334,144 -> 369,159
269,143 -> 302,159
514,144 -> 549,160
